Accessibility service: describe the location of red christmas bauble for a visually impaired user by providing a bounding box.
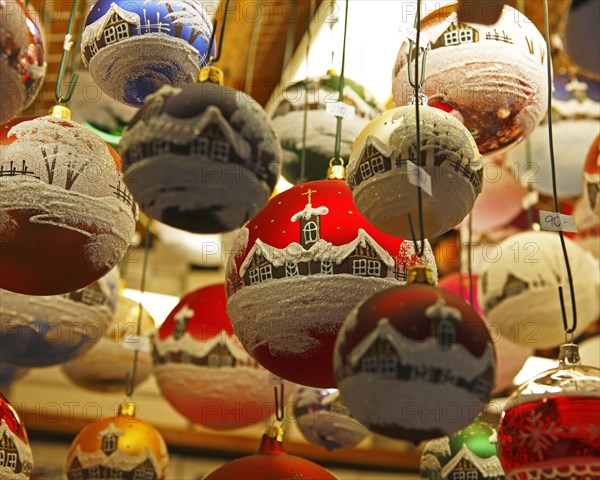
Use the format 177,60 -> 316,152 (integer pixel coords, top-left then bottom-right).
0,114 -> 137,295
226,179 -> 437,388
334,282 -> 496,443
0,392 -> 34,479
154,284 -> 287,430
203,428 -> 337,479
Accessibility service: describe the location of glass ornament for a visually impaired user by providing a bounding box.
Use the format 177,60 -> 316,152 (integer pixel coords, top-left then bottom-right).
478,231 -> 600,349
334,266 -> 496,443
0,392 -> 33,479
0,112 -> 137,295
81,0 -> 214,107
574,133 -> 599,257
392,3 -> 548,155
120,79 -> 282,234
61,296 -> 155,392
498,343 -> 600,479
0,0 -> 46,124
226,179 -> 437,388
65,402 -> 169,480
348,104 -> 482,239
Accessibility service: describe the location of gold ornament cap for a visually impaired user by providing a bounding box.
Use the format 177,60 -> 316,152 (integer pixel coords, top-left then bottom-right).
49,105 -> 71,120
198,66 -> 224,85
119,401 -> 137,417
406,265 -> 435,286
265,421 -> 285,443
327,157 -> 346,180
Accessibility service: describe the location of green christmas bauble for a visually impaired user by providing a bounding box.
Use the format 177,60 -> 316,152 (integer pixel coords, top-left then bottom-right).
420,418 -> 505,480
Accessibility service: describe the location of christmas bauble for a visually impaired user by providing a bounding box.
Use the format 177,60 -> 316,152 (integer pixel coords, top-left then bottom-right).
573,196 -> 600,259
583,134 -> 599,218
0,0 -> 46,124
506,78 -> 600,198
81,0 -> 213,107
66,403 -> 169,479
420,417 -> 505,479
0,113 -> 137,295
0,392 -> 33,479
61,296 -> 154,392
498,344 -> 600,479
203,425 -> 337,479
270,73 -> 381,184
120,81 -> 281,233
579,335 -> 600,369
348,105 -> 482,239
334,279 -> 496,442
392,3 -> 548,155
293,387 -> 369,451
478,231 -> 600,349
154,284 -> 285,430
0,268 -> 119,367
438,272 -> 532,395
226,179 -> 437,388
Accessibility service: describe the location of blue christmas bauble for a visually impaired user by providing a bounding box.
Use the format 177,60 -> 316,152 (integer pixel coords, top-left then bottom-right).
81,0 -> 214,106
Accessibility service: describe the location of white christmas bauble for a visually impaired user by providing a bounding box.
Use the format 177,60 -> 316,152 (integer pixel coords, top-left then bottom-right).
478,231 -> 600,349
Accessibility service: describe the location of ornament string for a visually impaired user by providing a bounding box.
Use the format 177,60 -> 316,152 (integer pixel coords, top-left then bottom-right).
207,0 -> 231,65
300,0 -> 317,182
525,137 -> 535,230
124,219 -> 153,398
406,0 -> 426,258
55,0 -> 79,104
332,0 -> 350,164
468,213 -> 474,307
542,0 -> 578,339
244,0 -> 264,94
273,384 -> 285,422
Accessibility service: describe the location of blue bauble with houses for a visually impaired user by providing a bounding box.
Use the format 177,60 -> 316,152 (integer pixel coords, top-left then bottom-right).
82,0 -> 215,106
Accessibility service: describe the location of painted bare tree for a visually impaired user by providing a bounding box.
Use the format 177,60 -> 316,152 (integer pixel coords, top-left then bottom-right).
159,1 -> 211,45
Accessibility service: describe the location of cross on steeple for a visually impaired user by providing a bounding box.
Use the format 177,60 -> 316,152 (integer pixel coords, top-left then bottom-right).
302,188 -> 317,204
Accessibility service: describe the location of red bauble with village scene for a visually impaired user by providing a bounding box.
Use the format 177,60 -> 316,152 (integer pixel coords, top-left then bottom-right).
226,179 -> 437,388
154,284 -> 288,430
0,393 -> 33,480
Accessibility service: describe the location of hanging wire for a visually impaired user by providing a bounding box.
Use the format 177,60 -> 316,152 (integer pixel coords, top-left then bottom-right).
524,137 -> 536,230
467,213 -> 474,307
124,219 -> 153,397
273,384 -> 285,421
207,0 -> 232,65
542,0 -> 578,339
332,0 -> 350,162
244,0 -> 264,94
55,0 -> 79,104
299,0 -> 316,182
406,0 -> 426,258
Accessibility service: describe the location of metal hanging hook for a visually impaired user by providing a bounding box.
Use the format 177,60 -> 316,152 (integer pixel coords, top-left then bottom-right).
207,0 -> 231,65
273,384 -> 285,422
55,0 -> 79,104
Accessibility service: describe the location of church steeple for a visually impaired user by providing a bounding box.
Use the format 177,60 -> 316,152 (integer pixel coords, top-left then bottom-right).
291,189 -> 329,248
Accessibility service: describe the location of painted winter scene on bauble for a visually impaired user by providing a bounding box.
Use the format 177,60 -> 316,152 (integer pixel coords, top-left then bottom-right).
81,0 -> 214,106
226,179 -> 437,388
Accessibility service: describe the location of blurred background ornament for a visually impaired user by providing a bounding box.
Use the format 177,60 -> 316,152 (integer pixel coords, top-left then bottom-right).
563,0 -> 600,78
392,3 -> 548,155
154,284 -> 286,430
478,231 -> 600,349
203,423 -> 337,479
293,387 -> 369,451
226,179 -> 437,388
420,417 -> 504,480
61,295 -> 155,392
0,267 -> 119,367
334,269 -> 496,443
0,112 -> 137,295
120,79 -> 282,233
583,134 -> 599,217
579,335 -> 600,369
0,0 -> 46,124
348,105 -> 482,239
65,402 -> 169,480
0,392 -> 33,479
81,0 -> 214,107
498,343 -> 600,479
270,72 -> 381,184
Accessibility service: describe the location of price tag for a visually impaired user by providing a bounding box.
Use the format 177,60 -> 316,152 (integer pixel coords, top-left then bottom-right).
399,26 -> 431,48
326,102 -> 355,120
521,190 -> 539,209
539,210 -> 578,233
406,160 -> 432,196
123,335 -> 151,353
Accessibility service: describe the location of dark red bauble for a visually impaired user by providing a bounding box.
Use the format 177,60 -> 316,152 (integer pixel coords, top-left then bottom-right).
334,283 -> 496,443
203,430 -> 337,479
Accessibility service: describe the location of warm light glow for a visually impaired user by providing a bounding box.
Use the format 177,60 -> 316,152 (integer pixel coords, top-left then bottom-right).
121,289 -> 179,327
513,356 -> 558,386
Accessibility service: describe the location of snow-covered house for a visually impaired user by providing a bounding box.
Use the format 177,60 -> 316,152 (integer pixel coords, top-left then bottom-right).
67,282 -> 108,307
0,422 -> 30,477
425,298 -> 462,349
82,3 -> 141,66
481,272 -> 530,312
431,21 -> 480,49
440,444 -> 504,480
